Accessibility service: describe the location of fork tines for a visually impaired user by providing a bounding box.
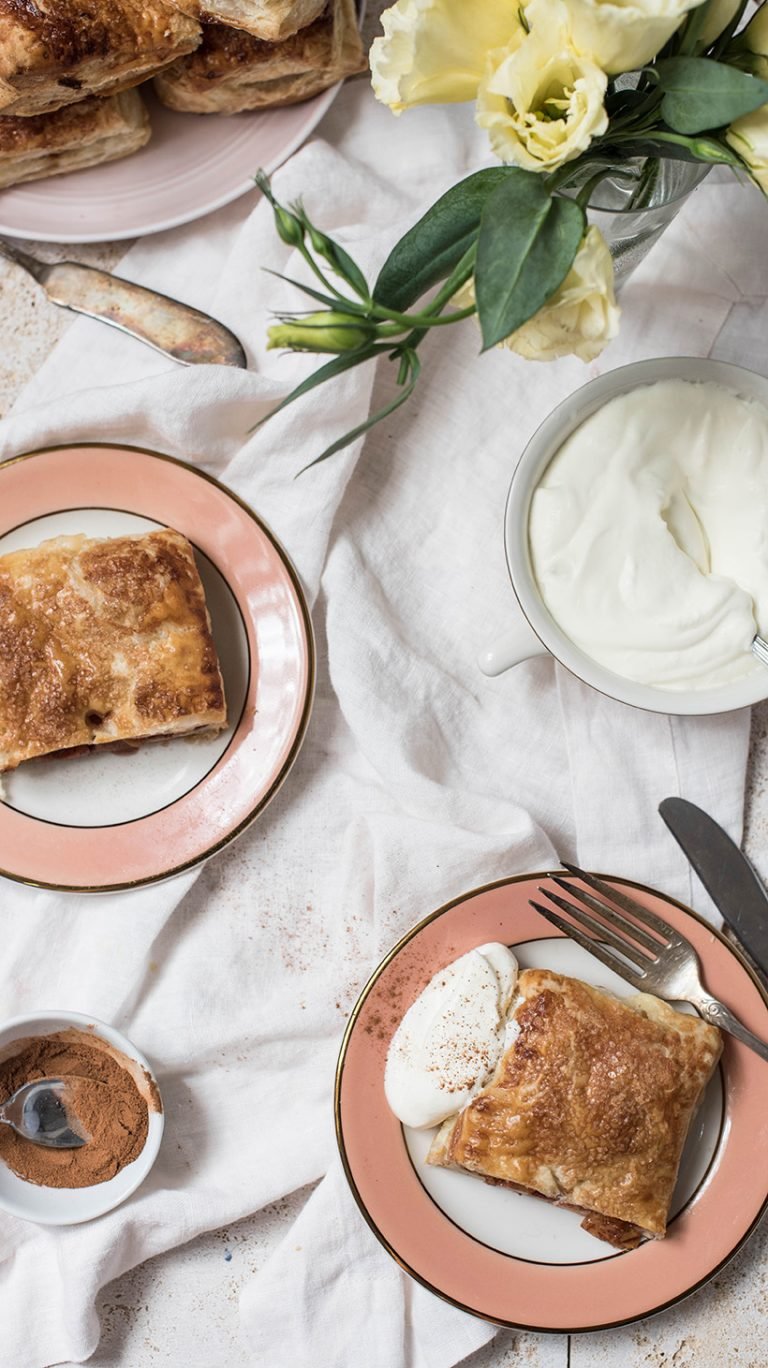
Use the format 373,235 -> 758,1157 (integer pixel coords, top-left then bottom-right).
528,863 -> 679,991
558,863 -> 678,943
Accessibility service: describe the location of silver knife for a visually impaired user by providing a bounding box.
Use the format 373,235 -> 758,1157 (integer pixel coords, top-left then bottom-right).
0,239 -> 247,369
659,797 -> 768,973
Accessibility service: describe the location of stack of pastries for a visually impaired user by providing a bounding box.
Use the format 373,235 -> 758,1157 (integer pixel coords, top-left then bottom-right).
0,0 -> 365,188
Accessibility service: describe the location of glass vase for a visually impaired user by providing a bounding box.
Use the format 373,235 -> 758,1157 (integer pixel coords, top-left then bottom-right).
570,158 -> 711,288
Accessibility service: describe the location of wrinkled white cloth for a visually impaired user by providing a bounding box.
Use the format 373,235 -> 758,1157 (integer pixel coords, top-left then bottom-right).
0,79 -> 764,1368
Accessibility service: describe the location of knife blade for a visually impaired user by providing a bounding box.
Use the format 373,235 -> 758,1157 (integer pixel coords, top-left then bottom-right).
0,239 -> 247,369
659,796 -> 768,972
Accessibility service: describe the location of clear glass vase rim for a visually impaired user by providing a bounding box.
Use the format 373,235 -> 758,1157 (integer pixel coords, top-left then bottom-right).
587,161 -> 711,215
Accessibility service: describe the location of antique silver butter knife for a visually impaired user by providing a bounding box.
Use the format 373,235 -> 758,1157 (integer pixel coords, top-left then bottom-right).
0,238 -> 247,368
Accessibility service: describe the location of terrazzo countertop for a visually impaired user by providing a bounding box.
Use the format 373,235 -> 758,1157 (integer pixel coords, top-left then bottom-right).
1,9 -> 767,1366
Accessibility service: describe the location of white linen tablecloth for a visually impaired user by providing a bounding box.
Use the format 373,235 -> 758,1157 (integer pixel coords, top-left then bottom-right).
0,79 -> 764,1368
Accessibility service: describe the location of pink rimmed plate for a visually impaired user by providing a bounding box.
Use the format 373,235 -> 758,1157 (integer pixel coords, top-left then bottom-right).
0,86 -> 342,243
0,443 -> 314,892
336,875 -> 768,1333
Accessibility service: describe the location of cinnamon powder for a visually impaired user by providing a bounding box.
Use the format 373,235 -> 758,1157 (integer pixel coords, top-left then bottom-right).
0,1030 -> 156,1189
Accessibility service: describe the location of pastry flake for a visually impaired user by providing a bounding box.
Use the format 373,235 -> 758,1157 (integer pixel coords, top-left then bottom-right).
154,0 -> 365,114
0,0 -> 201,118
170,0 -> 328,44
427,969 -> 722,1248
0,528 -> 227,772
0,89 -> 150,188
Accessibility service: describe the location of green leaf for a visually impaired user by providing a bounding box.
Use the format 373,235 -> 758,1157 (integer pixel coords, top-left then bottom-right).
249,344 -> 391,432
474,172 -> 584,352
292,203 -> 371,301
374,168 -> 514,313
605,88 -> 653,119
319,240 -> 370,302
656,57 -> 768,133
261,268 -> 358,313
299,353 -> 421,472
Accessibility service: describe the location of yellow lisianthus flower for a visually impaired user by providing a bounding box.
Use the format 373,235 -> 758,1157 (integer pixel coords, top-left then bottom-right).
526,0 -> 702,75
726,103 -> 768,194
476,30 -> 608,171
370,0 -> 524,113
454,227 -> 619,361
729,2 -> 768,78
503,226 -> 620,360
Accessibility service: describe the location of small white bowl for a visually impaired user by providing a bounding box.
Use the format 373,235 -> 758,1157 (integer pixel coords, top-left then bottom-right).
481,356 -> 768,715
0,1011 -> 164,1225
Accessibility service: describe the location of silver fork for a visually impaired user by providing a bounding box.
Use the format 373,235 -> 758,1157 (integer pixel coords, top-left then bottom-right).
753,634 -> 768,668
529,862 -> 768,1062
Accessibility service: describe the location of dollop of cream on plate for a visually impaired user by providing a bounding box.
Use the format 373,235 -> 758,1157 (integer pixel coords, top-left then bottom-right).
528,379 -> 768,690
384,943 -> 519,1129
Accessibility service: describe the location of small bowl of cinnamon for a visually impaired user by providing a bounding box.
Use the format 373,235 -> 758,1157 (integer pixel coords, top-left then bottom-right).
0,1011 -> 163,1224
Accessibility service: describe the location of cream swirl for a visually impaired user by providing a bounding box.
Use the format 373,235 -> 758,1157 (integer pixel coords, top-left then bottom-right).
529,379 -> 768,690
384,943 -> 519,1129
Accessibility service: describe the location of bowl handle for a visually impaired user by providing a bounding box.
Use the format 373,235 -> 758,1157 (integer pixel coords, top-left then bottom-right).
479,620 -> 549,676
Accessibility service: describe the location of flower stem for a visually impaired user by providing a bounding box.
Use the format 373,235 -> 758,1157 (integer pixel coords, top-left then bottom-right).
575,168 -> 611,211
547,164 -> 584,194
374,304 -> 477,336
390,243 -> 478,354
626,157 -> 660,210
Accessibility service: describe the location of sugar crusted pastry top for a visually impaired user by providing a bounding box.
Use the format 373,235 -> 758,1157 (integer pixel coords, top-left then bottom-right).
166,2 -> 348,77
154,0 -> 365,114
0,528 -> 227,771
428,969 -> 722,1247
0,0 -> 200,116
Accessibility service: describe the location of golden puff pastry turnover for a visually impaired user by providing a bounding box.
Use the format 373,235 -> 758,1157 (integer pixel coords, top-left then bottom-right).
154,0 -> 365,114
170,0 -> 328,44
0,529 -> 227,774
0,89 -> 150,188
428,969 -> 722,1250
0,0 -> 201,118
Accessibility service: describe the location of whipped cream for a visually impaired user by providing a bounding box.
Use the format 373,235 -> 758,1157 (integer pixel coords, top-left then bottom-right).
528,379 -> 768,691
384,943 -> 518,1129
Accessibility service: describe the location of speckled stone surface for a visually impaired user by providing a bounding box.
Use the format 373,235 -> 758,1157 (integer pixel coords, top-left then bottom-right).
0,240 -> 124,419
1,6 -> 766,1365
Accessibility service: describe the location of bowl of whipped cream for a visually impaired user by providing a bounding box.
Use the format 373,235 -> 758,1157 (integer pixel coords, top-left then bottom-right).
482,357 -> 768,714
